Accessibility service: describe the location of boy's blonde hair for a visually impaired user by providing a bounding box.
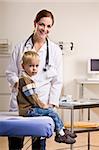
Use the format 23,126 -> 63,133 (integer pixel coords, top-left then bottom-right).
22,51 -> 39,64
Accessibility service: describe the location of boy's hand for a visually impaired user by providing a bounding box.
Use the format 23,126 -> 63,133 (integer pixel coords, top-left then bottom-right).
43,104 -> 49,109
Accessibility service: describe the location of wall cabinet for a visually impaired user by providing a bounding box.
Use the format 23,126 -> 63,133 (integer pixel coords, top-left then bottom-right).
0,54 -> 10,111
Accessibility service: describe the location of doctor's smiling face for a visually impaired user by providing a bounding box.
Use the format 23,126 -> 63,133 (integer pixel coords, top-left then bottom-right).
34,17 -> 53,40
34,9 -> 54,41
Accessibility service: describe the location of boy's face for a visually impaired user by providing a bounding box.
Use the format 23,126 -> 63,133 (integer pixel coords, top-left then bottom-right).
22,57 -> 40,77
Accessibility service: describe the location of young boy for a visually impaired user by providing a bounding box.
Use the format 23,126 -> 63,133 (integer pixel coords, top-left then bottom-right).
17,51 -> 77,144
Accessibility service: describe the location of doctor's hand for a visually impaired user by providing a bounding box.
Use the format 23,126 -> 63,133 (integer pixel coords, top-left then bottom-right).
14,82 -> 19,88
12,82 -> 19,92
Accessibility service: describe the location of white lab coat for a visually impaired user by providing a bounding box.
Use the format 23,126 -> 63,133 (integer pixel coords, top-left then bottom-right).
6,38 -> 63,111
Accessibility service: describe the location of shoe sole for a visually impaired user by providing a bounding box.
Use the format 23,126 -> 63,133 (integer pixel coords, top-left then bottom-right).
55,139 -> 76,144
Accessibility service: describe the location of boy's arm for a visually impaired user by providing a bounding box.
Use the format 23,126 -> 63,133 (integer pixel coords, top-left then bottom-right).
30,94 -> 48,109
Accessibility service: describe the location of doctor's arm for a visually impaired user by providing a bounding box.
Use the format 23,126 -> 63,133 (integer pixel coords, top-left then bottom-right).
6,44 -> 21,88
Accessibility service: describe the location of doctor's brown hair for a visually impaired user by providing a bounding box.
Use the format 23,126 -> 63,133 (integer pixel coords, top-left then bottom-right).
34,9 -> 54,26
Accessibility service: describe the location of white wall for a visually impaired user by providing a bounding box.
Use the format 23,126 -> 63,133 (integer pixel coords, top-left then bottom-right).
0,1 -> 99,112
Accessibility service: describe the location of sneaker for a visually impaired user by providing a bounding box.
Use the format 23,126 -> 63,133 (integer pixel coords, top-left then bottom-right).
64,129 -> 77,138
55,134 -> 76,144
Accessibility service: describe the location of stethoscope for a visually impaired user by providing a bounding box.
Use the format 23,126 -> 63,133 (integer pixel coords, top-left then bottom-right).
23,33 -> 49,72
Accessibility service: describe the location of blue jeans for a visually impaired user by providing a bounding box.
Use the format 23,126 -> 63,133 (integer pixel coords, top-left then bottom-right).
27,107 -> 64,132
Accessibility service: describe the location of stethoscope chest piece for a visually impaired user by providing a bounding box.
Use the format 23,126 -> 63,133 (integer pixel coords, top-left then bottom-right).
43,65 -> 51,72
43,68 -> 47,72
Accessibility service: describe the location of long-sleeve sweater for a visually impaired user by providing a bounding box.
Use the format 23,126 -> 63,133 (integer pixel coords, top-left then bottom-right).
17,75 -> 47,116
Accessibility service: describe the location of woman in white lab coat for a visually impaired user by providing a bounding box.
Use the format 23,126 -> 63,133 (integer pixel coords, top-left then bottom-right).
6,9 -> 63,150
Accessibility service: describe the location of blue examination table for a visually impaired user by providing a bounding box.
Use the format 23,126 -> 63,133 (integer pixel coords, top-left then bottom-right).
0,112 -> 54,149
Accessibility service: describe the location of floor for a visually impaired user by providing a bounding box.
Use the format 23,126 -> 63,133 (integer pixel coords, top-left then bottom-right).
0,132 -> 99,150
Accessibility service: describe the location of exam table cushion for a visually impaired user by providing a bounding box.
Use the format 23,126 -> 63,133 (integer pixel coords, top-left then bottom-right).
0,112 -> 54,137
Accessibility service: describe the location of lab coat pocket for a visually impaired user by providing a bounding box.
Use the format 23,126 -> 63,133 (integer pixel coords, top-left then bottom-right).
46,66 -> 57,78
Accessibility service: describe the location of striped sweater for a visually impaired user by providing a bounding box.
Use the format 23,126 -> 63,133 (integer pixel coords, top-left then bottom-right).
17,75 -> 46,116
